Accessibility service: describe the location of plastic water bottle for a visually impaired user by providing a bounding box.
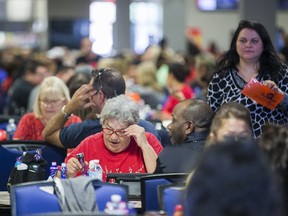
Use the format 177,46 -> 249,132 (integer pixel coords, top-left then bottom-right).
34,149 -> 43,162
6,118 -> 16,140
88,159 -> 103,181
14,152 -> 26,167
50,162 -> 58,179
60,162 -> 67,179
104,194 -> 129,215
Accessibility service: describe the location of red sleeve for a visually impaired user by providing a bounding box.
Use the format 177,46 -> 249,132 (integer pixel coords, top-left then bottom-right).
64,134 -> 95,163
64,139 -> 86,163
145,132 -> 163,154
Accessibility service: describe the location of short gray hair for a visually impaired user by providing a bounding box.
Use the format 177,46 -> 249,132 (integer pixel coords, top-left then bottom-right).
100,94 -> 140,126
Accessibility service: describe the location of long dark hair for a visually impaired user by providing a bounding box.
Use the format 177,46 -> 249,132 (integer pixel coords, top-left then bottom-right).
215,20 -> 283,82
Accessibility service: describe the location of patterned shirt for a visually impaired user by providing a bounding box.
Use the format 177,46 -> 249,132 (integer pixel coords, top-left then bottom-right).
207,65 -> 288,137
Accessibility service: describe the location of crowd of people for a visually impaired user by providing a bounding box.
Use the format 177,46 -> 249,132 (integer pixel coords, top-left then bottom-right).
1,19 -> 288,215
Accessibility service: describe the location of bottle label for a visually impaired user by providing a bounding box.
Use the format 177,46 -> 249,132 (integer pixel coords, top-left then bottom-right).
88,160 -> 103,181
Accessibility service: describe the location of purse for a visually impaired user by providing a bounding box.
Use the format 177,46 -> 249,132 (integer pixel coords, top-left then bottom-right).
7,151 -> 47,191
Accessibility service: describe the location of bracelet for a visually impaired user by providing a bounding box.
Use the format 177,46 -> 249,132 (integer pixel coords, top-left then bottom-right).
61,105 -> 73,119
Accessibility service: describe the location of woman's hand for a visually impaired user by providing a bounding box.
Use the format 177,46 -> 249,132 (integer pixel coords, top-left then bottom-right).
125,124 -> 148,148
66,157 -> 88,178
262,80 -> 283,94
125,124 -> 158,173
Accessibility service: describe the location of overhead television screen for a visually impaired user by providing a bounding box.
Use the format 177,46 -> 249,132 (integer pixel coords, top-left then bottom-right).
49,19 -> 90,49
197,0 -> 288,11
197,0 -> 239,11
278,0 -> 288,9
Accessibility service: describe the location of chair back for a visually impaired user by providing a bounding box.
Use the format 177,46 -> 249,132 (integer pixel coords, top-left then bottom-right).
10,180 -> 61,216
0,140 -> 67,191
0,145 -> 22,191
140,173 -> 188,212
158,184 -> 186,216
10,179 -> 128,216
92,180 -> 128,211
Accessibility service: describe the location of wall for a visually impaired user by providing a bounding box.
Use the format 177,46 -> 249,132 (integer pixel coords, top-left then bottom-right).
48,0 -> 89,19
163,0 -> 186,52
184,0 -> 288,52
45,0 -> 288,53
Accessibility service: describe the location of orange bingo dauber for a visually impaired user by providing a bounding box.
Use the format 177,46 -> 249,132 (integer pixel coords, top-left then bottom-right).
242,78 -> 284,110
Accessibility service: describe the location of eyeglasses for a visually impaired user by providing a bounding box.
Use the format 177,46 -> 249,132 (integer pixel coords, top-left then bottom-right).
91,68 -> 109,84
91,68 -> 118,98
102,127 -> 126,137
40,99 -> 64,106
91,68 -> 107,93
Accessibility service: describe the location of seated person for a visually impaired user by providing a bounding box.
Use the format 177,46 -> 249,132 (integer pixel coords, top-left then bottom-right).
206,102 -> 254,146
7,59 -> 50,115
42,68 -> 160,149
258,124 -> 288,215
158,62 -> 195,121
186,140 -> 283,216
154,98 -> 214,173
13,76 -> 81,140
65,95 -> 163,181
128,61 -> 165,109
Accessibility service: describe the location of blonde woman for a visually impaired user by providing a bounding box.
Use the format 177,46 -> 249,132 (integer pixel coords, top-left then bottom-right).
13,76 -> 82,140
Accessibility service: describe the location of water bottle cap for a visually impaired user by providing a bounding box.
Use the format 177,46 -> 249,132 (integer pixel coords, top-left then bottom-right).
8,118 -> 15,123
174,204 -> 183,211
111,194 -> 121,202
52,162 -> 57,166
61,162 -> 66,167
76,153 -> 84,159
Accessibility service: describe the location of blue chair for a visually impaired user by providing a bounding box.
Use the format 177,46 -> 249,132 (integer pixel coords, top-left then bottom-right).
10,179 -> 128,216
158,184 -> 186,216
91,180 -> 128,211
10,180 -> 61,216
0,145 -> 22,191
140,173 -> 188,213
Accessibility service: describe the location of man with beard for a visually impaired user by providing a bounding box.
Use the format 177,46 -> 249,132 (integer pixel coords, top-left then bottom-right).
154,98 -> 213,173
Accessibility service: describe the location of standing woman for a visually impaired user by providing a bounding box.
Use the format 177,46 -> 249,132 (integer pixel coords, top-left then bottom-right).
207,20 -> 288,138
13,76 -> 82,140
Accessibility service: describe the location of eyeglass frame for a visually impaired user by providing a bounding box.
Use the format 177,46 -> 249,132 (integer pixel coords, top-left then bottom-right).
40,98 -> 65,106
102,127 -> 127,137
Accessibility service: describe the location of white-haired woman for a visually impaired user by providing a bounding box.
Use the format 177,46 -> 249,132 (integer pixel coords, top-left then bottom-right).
13,76 -> 82,140
65,94 -> 163,181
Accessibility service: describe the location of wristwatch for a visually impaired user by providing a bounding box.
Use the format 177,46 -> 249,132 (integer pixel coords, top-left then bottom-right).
61,105 -> 73,119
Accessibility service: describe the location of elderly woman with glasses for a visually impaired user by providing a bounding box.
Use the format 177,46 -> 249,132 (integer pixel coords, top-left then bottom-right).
13,76 -> 82,140
65,94 -> 163,181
